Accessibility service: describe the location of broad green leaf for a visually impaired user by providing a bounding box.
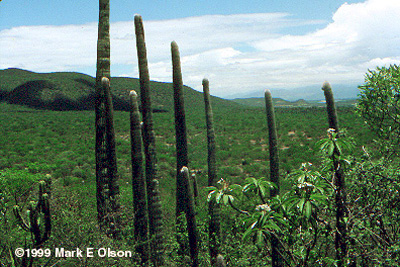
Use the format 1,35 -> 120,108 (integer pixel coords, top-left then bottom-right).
250,220 -> 258,229
259,185 -> 266,197
266,221 -> 281,232
230,184 -> 243,191
310,193 -> 328,201
256,230 -> 264,246
205,186 -> 218,191
207,191 -> 216,203
222,194 -> 229,205
328,142 -> 335,156
304,201 -> 312,219
243,225 -> 254,242
243,184 -> 252,192
215,192 -> 223,204
298,198 -> 305,212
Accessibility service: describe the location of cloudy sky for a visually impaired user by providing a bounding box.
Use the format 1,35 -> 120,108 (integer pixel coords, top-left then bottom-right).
1,0 -> 400,98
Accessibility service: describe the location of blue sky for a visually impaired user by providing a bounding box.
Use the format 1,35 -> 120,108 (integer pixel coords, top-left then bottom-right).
1,0 -> 400,97
1,0 -> 361,29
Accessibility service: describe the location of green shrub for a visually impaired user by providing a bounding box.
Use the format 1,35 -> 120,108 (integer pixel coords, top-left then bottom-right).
357,64 -> 400,156
0,168 -> 41,199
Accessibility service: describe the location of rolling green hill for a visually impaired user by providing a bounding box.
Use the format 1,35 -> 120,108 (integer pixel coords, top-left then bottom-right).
0,68 -> 239,112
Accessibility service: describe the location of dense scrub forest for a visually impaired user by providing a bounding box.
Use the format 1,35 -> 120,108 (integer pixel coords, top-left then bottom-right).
1,2 -> 399,266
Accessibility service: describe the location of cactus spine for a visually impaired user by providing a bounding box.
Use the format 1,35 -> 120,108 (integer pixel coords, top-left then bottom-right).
134,14 -> 164,266
264,89 -> 283,267
322,82 -> 347,267
180,167 -> 199,267
130,90 -> 150,264
171,41 -> 189,217
202,78 -> 221,266
95,0 -> 121,239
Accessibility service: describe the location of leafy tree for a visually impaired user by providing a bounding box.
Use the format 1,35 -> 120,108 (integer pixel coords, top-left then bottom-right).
357,64 -> 400,157
355,65 -> 400,265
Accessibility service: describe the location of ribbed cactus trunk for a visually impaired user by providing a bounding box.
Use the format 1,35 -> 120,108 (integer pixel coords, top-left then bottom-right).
130,90 -> 150,265
191,172 -> 199,206
95,0 -> 121,238
180,167 -> 199,267
202,79 -> 221,266
134,14 -> 164,266
322,82 -> 347,267
95,76 -> 121,238
264,90 -> 280,196
95,0 -> 110,232
171,41 -> 189,217
264,90 -> 283,267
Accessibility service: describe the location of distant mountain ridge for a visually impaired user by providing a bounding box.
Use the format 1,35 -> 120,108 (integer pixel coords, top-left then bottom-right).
232,97 -> 358,108
0,68 -> 360,111
0,68 -> 238,112
225,84 -> 361,101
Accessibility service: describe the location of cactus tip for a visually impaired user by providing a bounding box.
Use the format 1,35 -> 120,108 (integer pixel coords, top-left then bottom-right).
181,166 -> 189,173
101,77 -> 110,85
322,81 -> 331,91
202,78 -> 209,85
134,14 -> 142,20
264,89 -> 272,96
129,90 -> 137,96
171,40 -> 178,48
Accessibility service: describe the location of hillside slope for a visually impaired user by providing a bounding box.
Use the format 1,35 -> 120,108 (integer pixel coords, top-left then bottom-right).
0,68 -> 239,112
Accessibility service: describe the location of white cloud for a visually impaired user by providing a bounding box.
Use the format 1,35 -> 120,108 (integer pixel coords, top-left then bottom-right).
0,24 -> 98,71
1,0 -> 400,97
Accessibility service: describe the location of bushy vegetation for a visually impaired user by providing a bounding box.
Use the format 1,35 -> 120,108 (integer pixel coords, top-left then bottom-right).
0,88 -> 381,266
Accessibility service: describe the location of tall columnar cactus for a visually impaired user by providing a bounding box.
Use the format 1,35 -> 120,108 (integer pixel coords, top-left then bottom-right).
171,41 -> 189,217
264,89 -> 280,197
134,14 -> 164,266
264,89 -> 283,267
322,82 -> 347,267
95,0 -> 121,239
202,78 -> 221,266
97,77 -> 121,238
130,90 -> 150,264
322,82 -> 340,134
13,178 -> 52,247
180,167 -> 199,267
